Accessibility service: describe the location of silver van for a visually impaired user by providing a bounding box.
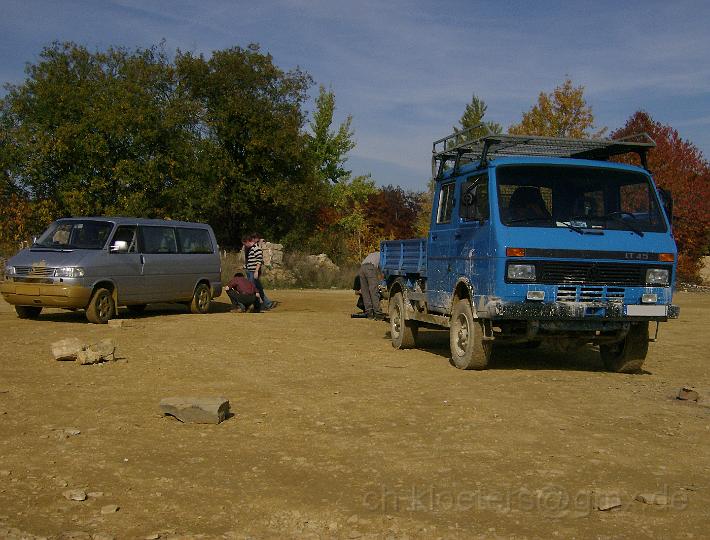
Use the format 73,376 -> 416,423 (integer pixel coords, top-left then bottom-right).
1,217 -> 222,323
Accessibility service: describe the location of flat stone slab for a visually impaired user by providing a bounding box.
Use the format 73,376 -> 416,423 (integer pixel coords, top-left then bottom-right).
677,387 -> 699,401
51,338 -> 83,361
636,493 -> 670,505
160,397 -> 230,424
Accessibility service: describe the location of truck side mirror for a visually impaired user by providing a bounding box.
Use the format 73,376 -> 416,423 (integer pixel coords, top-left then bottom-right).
110,240 -> 129,253
460,182 -> 489,221
658,187 -> 673,226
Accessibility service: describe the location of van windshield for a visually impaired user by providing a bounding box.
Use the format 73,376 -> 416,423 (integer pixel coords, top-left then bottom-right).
34,220 -> 113,250
496,165 -> 667,233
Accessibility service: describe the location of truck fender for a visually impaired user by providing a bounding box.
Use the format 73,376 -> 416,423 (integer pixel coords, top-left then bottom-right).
450,277 -> 477,318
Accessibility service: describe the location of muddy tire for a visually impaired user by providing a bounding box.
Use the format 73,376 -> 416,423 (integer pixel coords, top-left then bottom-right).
600,322 -> 649,373
126,304 -> 147,313
389,291 -> 418,349
86,288 -> 115,324
15,305 -> 42,319
449,299 -> 491,370
190,283 -> 211,314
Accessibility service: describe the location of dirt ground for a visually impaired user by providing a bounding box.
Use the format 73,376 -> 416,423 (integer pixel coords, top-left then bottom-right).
0,289 -> 709,540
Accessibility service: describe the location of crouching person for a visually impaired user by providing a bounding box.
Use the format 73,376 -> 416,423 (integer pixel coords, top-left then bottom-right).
225,272 -> 261,313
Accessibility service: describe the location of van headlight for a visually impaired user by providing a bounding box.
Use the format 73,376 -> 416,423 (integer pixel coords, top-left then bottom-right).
54,267 -> 85,278
645,268 -> 669,286
4,266 -> 16,277
507,263 -> 536,281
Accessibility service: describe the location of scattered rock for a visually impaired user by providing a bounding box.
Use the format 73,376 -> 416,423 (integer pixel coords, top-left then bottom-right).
63,489 -> 88,501
595,493 -> 622,511
77,339 -> 116,365
144,535 -> 161,540
88,491 -> 104,498
0,470 -> 11,477
677,387 -> 700,401
53,428 -> 81,439
107,319 -> 131,328
636,493 -> 669,505
92,534 -> 115,540
306,253 -> 340,272
100,504 -> 120,514
51,338 -> 83,361
160,397 -> 230,424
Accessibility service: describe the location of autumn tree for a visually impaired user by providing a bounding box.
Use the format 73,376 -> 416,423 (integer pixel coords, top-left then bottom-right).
509,78 -> 606,138
364,185 -> 424,241
611,111 -> 710,281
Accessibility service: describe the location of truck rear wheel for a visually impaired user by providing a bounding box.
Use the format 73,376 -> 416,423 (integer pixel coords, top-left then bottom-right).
389,291 -> 418,348
600,322 -> 649,373
450,299 -> 491,370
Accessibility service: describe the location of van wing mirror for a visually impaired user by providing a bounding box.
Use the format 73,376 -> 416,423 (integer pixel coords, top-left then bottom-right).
110,240 -> 129,253
658,187 -> 673,226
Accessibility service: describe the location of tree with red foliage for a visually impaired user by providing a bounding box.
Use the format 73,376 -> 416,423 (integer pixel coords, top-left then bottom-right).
364,185 -> 424,241
612,111 -> 710,281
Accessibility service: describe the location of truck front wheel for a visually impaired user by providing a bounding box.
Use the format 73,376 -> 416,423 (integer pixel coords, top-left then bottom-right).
600,322 -> 649,373
389,291 -> 418,349
450,299 -> 491,370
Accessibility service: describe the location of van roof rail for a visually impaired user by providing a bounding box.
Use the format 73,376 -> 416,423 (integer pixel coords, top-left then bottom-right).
432,124 -> 656,179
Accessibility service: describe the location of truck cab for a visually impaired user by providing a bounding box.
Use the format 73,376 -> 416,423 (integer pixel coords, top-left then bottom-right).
381,128 -> 679,372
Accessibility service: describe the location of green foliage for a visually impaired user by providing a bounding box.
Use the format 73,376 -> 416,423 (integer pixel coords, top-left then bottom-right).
307,85 -> 356,183
509,78 -> 606,138
455,94 -> 502,139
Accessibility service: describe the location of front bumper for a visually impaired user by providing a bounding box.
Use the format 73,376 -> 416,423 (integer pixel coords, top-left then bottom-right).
484,300 -> 680,321
0,280 -> 92,308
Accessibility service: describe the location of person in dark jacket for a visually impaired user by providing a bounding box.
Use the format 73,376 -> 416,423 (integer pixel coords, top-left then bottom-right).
225,272 -> 261,313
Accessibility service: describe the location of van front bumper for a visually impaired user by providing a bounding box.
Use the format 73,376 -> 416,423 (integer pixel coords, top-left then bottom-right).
0,280 -> 92,308
484,300 -> 680,321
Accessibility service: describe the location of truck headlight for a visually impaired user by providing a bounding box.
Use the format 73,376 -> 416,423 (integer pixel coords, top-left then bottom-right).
646,268 -> 669,285
507,263 -> 536,281
54,267 -> 85,278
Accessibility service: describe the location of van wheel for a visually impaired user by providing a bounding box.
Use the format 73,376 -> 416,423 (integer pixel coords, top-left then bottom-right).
86,288 -> 115,324
15,306 -> 43,319
190,283 -> 211,314
127,304 -> 147,313
390,291 -> 418,349
450,299 -> 491,370
600,322 -> 648,373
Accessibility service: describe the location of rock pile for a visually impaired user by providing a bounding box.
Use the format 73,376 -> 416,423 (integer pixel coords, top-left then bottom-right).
51,338 -> 117,364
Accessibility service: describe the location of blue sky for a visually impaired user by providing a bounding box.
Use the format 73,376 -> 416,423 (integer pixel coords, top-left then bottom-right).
1,0 -> 708,190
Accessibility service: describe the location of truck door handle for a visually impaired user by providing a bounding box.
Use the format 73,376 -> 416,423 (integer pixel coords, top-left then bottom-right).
454,233 -> 461,239
431,235 -> 437,240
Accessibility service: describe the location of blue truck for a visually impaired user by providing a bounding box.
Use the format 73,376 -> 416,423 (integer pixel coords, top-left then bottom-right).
381,127 -> 679,372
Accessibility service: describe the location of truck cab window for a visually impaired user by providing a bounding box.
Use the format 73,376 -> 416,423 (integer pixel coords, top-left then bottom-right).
460,175 -> 489,221
437,183 -> 456,223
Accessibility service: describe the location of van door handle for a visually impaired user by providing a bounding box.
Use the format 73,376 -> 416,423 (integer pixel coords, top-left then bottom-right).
140,255 -> 145,265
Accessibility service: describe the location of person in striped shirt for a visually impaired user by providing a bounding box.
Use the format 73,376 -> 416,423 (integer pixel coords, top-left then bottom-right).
242,233 -> 275,310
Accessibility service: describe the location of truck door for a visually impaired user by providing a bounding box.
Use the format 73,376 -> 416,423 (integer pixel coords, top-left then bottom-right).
427,180 -> 458,311
456,173 -> 492,299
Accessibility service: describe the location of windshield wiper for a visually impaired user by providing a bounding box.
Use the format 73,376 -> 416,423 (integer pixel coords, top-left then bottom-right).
602,212 -> 644,237
556,221 -> 587,235
506,216 -> 553,225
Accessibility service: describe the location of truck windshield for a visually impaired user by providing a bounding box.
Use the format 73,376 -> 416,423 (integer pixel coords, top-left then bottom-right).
496,165 -> 667,233
33,220 -> 113,250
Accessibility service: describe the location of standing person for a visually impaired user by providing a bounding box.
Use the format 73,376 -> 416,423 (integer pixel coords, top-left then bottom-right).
225,272 -> 261,312
358,251 -> 384,320
243,233 -> 275,310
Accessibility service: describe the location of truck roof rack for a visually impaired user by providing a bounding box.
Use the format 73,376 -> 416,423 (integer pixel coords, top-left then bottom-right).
432,124 -> 656,179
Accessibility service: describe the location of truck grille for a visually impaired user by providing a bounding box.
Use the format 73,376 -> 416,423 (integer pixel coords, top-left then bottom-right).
538,262 -> 653,286
556,286 -> 626,302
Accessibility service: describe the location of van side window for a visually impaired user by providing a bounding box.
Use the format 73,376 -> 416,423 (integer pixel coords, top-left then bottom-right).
437,182 -> 456,224
460,174 -> 489,221
111,226 -> 138,253
141,226 -> 178,254
177,228 -> 214,254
